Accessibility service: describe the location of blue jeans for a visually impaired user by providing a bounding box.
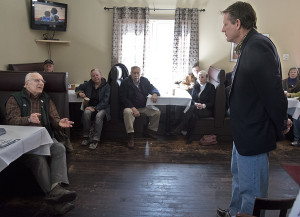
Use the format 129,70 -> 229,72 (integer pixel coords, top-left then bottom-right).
229,143 -> 269,216
82,109 -> 106,141
293,117 -> 300,141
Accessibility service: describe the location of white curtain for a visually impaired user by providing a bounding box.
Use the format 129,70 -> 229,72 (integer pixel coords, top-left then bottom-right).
111,7 -> 150,73
172,8 -> 199,82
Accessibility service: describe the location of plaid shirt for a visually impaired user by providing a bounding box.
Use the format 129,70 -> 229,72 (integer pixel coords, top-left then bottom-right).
6,90 -> 60,129
235,32 -> 248,56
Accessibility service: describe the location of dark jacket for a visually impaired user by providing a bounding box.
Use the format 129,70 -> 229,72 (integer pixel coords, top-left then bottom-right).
119,76 -> 160,109
75,78 -> 111,121
191,82 -> 216,111
11,88 -> 54,137
282,78 -> 300,93
230,29 -> 287,156
107,63 -> 129,85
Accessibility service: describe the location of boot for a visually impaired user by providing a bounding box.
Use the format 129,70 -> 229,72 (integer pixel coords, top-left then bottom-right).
127,133 -> 134,148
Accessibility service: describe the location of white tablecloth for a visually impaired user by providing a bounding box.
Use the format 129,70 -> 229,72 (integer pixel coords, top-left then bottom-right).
0,125 -> 53,172
146,88 -> 192,113
287,97 -> 300,119
68,89 -> 83,103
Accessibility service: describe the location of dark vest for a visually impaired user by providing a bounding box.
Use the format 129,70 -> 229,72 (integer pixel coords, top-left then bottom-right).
11,88 -> 54,138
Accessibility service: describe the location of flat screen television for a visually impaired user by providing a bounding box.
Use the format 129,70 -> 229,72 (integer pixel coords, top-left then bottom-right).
31,0 -> 68,31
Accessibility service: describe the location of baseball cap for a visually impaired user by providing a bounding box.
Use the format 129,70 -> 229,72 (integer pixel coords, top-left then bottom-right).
44,59 -> 54,65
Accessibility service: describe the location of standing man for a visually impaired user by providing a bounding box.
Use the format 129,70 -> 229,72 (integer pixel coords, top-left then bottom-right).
44,59 -> 54,72
217,2 -> 291,217
75,68 -> 111,150
6,72 -> 77,215
119,66 -> 161,148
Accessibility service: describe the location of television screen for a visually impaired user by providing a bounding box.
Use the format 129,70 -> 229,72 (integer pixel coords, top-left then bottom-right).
31,0 -> 68,31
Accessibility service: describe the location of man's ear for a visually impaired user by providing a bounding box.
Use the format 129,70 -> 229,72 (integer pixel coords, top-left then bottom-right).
236,19 -> 241,29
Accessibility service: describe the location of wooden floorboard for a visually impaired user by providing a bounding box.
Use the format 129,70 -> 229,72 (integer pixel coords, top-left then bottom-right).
0,130 -> 299,217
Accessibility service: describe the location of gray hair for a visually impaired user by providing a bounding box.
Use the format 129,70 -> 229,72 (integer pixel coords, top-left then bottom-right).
131,66 -> 140,72
24,72 -> 40,87
198,70 -> 208,78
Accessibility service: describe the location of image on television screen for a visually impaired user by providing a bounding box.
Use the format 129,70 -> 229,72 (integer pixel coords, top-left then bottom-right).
34,3 -> 66,28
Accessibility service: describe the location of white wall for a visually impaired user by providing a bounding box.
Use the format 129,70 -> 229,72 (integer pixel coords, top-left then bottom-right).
0,0 -> 299,83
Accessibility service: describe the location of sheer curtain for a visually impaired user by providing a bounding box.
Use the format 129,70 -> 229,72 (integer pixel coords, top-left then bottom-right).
172,8 -> 199,82
111,7 -> 150,73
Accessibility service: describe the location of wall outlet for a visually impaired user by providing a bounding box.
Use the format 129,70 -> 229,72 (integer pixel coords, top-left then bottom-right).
283,54 -> 289,61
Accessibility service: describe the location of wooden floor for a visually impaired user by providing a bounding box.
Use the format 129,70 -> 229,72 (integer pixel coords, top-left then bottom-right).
0,130 -> 299,217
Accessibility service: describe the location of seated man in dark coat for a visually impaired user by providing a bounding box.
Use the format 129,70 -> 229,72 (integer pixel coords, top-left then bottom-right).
172,70 -> 216,144
75,68 -> 111,150
119,66 -> 161,148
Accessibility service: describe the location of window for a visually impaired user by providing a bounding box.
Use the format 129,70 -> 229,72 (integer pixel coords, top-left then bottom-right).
145,19 -> 175,93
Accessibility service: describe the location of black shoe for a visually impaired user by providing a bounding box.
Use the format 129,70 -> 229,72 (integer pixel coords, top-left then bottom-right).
46,184 -> 77,205
52,202 -> 75,215
216,208 -> 231,217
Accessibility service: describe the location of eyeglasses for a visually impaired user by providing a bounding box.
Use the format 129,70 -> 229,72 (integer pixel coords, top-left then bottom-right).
30,79 -> 46,84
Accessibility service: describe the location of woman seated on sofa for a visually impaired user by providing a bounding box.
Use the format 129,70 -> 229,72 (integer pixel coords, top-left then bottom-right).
284,67 -> 300,147
171,70 -> 216,144
282,67 -> 300,93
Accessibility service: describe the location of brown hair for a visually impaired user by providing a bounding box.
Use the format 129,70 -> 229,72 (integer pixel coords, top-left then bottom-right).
221,1 -> 257,30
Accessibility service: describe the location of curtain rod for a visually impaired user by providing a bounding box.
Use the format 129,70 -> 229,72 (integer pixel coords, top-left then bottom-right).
104,7 -> 205,12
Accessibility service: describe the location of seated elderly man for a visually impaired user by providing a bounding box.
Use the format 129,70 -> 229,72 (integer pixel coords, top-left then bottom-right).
75,68 -> 111,150
119,66 -> 161,148
6,72 -> 77,215
172,70 -> 216,144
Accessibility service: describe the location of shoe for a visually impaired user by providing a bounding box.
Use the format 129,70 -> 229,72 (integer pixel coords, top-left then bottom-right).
89,141 -> 98,150
52,202 -> 75,215
216,208 -> 231,217
144,129 -> 158,139
45,184 -> 77,205
127,133 -> 134,148
291,140 -> 300,147
81,139 -> 89,146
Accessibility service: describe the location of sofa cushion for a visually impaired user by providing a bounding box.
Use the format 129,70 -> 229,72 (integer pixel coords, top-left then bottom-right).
8,63 -> 44,72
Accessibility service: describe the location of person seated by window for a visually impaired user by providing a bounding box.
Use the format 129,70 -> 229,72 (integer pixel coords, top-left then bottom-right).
172,70 -> 216,144
282,67 -> 300,93
5,72 -> 77,215
179,64 -> 201,95
44,59 -> 54,72
119,66 -> 161,148
284,67 -> 300,147
75,69 -> 111,150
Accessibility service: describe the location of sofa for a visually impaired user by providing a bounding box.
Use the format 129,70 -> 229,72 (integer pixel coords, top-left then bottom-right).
8,62 -> 44,72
